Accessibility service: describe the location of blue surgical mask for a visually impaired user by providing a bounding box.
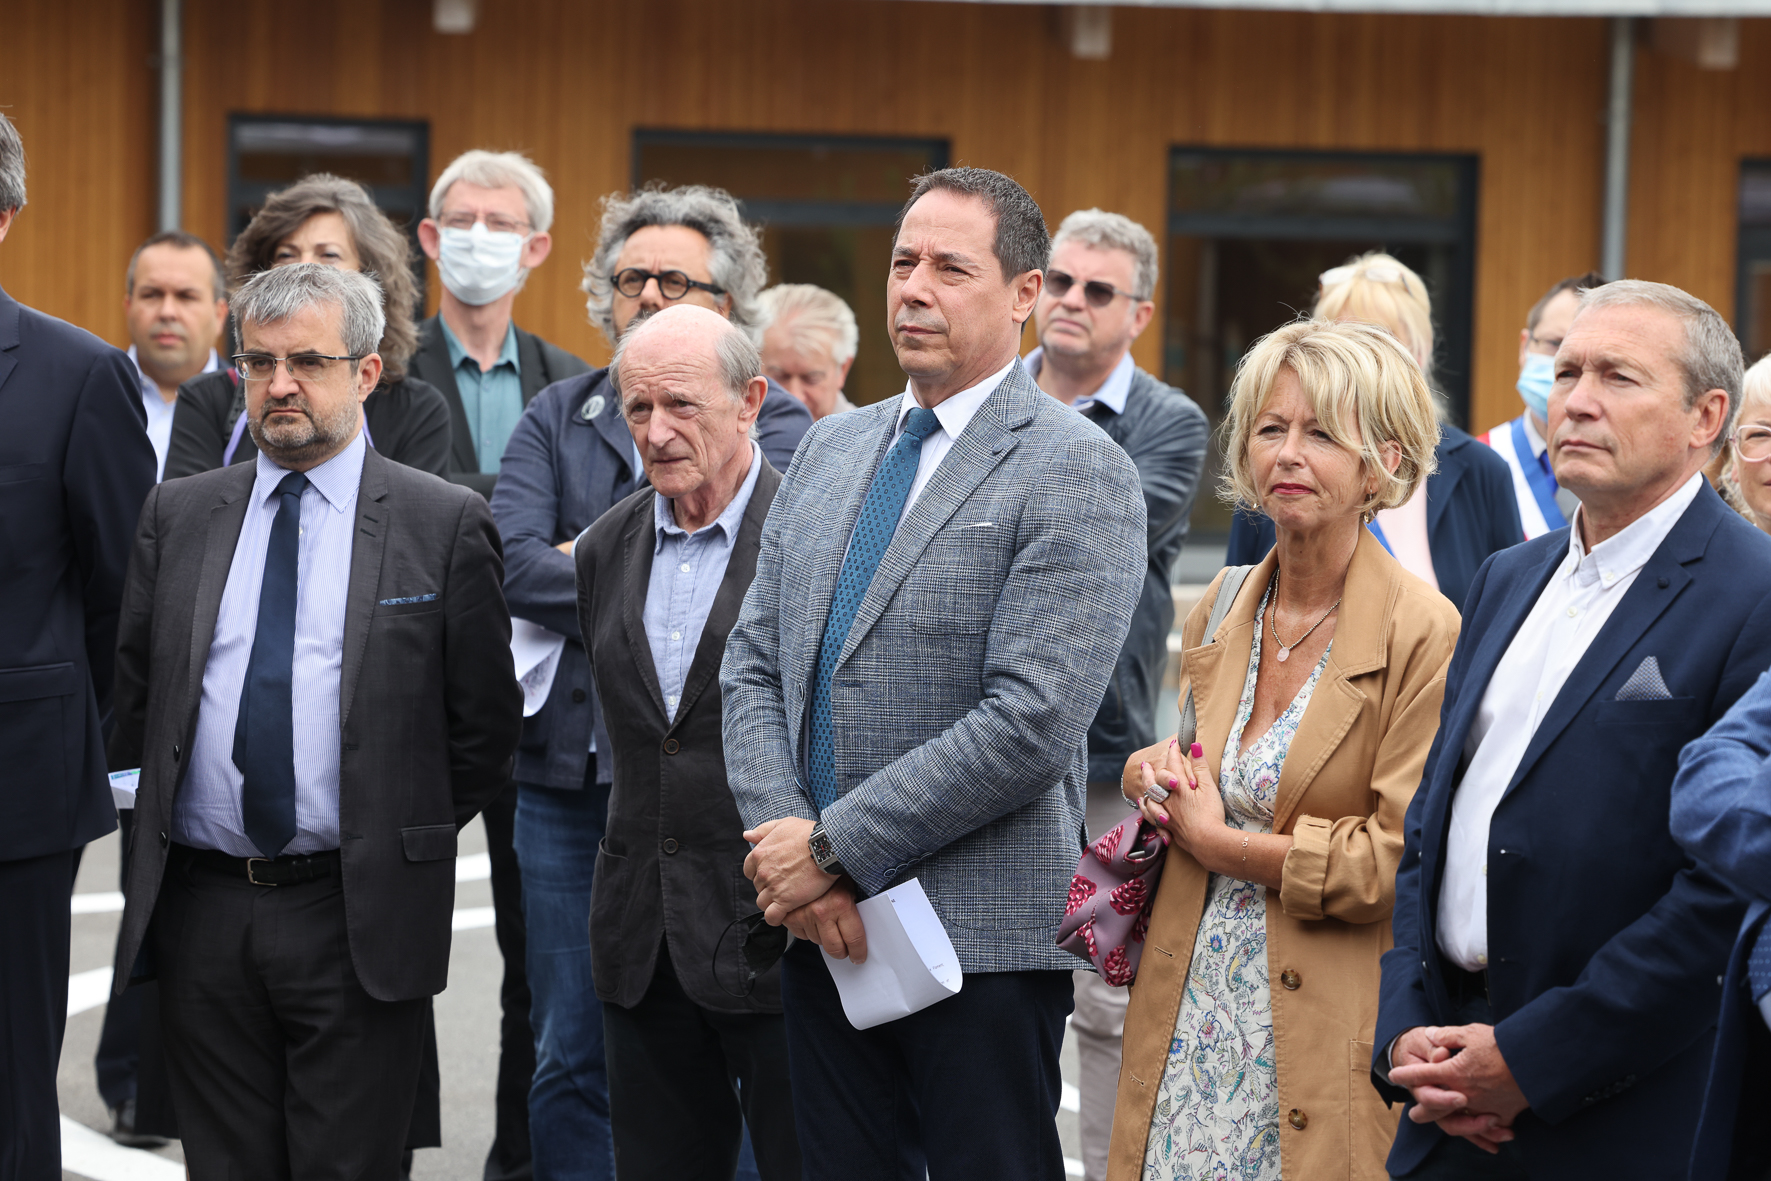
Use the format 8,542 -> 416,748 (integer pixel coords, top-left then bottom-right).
1516,352 -> 1554,420
437,223 -> 529,306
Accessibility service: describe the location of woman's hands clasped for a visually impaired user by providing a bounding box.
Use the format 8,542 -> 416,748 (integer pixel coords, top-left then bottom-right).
1136,737 -> 1231,859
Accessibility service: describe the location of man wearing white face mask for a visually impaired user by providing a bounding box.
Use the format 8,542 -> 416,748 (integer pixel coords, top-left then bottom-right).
1479,272 -> 1607,539
415,150 -> 590,501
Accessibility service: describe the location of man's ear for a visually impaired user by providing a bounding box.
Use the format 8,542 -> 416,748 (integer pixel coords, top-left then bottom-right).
416,219 -> 441,262
1010,269 -> 1043,327
356,353 -> 383,402
742,374 -> 767,425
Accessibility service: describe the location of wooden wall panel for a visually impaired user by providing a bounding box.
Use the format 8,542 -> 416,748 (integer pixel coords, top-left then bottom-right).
0,0 -> 156,346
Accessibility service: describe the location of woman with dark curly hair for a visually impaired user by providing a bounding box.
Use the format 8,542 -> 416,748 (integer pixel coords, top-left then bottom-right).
163,173 -> 451,480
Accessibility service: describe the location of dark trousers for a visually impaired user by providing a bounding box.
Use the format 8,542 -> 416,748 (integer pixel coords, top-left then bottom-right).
154,845 -> 428,1181
482,783 -> 536,1181
1393,989 -> 1528,1180
0,848 -> 76,1181
95,810 -> 178,1135
602,941 -> 800,1181
778,940 -> 1073,1181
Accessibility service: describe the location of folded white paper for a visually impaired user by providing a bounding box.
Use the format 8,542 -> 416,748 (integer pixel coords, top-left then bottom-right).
822,878 -> 964,1030
109,768 -> 140,811
510,618 -> 568,718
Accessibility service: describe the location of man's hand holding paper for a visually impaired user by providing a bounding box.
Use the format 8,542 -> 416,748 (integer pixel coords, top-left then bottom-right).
784,882 -> 868,963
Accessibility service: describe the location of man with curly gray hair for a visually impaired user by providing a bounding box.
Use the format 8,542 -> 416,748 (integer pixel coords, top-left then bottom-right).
486,184 -> 809,1180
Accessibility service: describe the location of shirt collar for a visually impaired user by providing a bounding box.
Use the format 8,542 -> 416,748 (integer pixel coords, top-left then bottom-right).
253,429 -> 368,515
653,443 -> 763,550
1022,347 -> 1134,416
439,317 -> 520,374
126,345 -> 220,394
1519,410 -> 1548,458
893,356 -> 1016,443
1563,470 -> 1704,589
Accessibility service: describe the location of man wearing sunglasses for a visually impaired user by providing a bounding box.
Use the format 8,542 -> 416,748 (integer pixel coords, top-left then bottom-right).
1024,208 -> 1208,1181
487,184 -> 810,1181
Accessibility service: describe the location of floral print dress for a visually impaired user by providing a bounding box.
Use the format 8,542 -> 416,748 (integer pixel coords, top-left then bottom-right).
1144,581 -> 1331,1181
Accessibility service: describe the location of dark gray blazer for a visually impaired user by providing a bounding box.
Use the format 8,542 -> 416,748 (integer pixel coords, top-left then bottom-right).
109,447 -> 524,1002
576,461 -> 783,1013
409,314 -> 591,499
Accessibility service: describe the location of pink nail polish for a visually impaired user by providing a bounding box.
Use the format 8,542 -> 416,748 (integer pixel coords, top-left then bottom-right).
1169,777 -> 1179,789
1190,742 -> 1204,759
1156,812 -> 1170,824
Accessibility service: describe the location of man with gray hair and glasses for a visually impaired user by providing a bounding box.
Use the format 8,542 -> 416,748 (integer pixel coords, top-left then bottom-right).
1376,280 -> 1771,1179
1025,207 -> 1207,1181
109,263 -> 522,1178
488,183 -> 809,1180
0,109 -> 157,1180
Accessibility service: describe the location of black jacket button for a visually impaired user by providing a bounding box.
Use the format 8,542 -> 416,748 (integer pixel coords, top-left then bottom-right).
571,688 -> 586,703
663,838 -> 679,854
663,738 -> 679,755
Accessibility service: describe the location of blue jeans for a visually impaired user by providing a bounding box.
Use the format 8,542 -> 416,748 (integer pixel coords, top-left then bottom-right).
515,777 -> 614,1181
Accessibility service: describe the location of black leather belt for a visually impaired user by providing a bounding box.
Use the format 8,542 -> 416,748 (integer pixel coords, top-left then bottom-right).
1440,956 -> 1489,1004
172,842 -> 339,886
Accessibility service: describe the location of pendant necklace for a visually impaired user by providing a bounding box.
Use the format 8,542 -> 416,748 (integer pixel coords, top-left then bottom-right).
1269,573 -> 1340,664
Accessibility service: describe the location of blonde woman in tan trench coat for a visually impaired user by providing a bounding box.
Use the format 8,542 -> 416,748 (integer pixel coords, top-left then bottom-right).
1110,319 -> 1461,1181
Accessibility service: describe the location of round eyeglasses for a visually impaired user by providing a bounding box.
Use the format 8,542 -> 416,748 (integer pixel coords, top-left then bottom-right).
1733,425 -> 1771,464
612,268 -> 727,301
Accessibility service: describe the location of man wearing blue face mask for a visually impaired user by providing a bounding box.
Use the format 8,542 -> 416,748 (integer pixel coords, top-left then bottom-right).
415,150 -> 591,502
1479,272 -> 1607,538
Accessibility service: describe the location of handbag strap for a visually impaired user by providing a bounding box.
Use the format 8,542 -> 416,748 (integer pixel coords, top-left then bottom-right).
1176,563 -> 1254,750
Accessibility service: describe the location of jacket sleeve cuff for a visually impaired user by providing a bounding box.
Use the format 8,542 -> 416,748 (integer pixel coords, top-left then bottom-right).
1279,814 -> 1334,920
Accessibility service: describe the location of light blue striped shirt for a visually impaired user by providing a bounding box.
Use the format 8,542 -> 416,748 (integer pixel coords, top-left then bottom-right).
643,445 -> 762,722
174,432 -> 366,855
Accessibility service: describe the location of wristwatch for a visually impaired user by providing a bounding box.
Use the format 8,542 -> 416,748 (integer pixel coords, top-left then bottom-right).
808,822 -> 846,877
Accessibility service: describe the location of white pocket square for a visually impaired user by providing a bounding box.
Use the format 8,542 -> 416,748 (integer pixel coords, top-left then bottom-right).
1615,656 -> 1673,701
958,521 -> 995,530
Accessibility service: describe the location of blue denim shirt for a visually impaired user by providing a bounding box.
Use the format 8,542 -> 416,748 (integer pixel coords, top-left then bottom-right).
440,317 -> 523,474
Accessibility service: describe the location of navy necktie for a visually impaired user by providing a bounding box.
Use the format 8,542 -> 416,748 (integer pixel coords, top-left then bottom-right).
807,407 -> 942,812
234,470 -> 308,859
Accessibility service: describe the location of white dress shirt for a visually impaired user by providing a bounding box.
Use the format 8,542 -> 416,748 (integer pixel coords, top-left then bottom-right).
1021,347 -> 1134,417
175,432 -> 366,856
1436,471 -> 1705,970
129,345 -> 219,482
889,356 -> 1016,524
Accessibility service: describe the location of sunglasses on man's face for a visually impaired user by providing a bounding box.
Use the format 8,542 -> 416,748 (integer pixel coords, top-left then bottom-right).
713,911 -> 794,998
1045,269 -> 1136,309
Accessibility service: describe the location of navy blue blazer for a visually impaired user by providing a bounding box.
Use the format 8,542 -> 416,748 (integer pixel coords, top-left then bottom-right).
0,284 -> 156,862
490,367 -> 810,789
1226,423 -> 1522,611
1373,483 -> 1771,1178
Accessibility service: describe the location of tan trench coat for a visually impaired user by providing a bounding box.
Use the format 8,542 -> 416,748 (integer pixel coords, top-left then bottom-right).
1108,529 -> 1460,1181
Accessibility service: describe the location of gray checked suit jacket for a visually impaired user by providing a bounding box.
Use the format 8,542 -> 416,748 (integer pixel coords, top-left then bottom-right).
720,360 -> 1146,973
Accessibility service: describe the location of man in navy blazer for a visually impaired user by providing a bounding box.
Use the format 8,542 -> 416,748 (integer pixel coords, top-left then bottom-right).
489,183 -> 809,1179
0,112 -> 158,1176
1373,280 -> 1771,1178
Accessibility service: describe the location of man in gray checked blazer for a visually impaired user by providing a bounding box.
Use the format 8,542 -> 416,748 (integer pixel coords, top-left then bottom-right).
722,167 -> 1146,1179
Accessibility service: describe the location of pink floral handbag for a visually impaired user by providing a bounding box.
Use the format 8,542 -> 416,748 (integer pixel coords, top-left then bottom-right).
1055,564 -> 1253,987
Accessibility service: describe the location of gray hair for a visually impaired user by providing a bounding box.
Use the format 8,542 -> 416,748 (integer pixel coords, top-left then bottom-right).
0,113 -> 25,211
608,312 -> 761,406
429,149 -> 554,233
1051,208 -> 1159,301
1579,279 -> 1744,456
581,185 -> 768,346
758,284 -> 859,365
896,167 -> 1049,281
232,263 -> 387,360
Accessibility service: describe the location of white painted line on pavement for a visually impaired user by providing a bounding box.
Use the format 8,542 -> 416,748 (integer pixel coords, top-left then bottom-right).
1062,1080 -> 1080,1113
69,967 -> 113,1018
457,852 -> 491,882
1065,1156 -> 1084,1177
452,906 -> 497,931
72,892 -> 125,914
60,1115 -> 184,1180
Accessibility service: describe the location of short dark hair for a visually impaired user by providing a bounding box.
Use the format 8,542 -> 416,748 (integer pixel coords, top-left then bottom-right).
1527,271 -> 1608,334
894,167 -> 1050,281
126,231 -> 226,302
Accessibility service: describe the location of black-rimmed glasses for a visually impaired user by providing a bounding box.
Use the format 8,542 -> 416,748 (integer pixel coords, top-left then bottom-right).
1046,269 -> 1136,309
712,911 -> 793,998
612,268 -> 728,301
232,353 -> 364,384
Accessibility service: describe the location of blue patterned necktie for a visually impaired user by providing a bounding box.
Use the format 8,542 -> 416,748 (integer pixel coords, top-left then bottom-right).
807,407 -> 942,811
1748,921 -> 1771,1004
234,470 -> 308,859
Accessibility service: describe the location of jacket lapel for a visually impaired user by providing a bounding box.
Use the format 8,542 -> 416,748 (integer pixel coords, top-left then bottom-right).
671,463 -> 782,732
417,319 -> 477,477
184,467 -> 256,714
1426,431 -> 1469,538
0,286 -> 19,399
581,375 -> 640,484
515,327 -> 546,406
338,450 -> 390,731
618,497 -> 670,721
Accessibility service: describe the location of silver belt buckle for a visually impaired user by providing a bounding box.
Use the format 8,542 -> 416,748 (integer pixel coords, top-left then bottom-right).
246,857 -> 279,887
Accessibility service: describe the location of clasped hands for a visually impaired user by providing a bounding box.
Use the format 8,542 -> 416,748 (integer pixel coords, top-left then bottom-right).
1388,1023 -> 1529,1154
742,817 -> 869,964
1130,738 -> 1234,866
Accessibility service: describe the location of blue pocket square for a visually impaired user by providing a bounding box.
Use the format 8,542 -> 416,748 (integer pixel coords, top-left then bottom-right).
378,593 -> 438,606
1615,656 -> 1673,701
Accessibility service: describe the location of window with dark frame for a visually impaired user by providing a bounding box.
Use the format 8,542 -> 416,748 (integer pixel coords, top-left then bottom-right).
1737,161 -> 1771,364
632,130 -> 949,409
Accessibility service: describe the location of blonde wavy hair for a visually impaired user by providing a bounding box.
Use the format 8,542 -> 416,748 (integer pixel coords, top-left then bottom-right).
1219,318 -> 1441,522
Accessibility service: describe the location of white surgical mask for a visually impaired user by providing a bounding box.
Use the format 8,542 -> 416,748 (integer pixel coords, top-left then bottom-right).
437,222 -> 529,306
1516,351 -> 1554,421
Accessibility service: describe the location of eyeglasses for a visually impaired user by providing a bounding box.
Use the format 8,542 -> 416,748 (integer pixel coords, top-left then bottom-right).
713,911 -> 793,998
232,353 -> 363,384
1046,269 -> 1136,309
437,212 -> 531,235
1528,333 -> 1563,353
1320,264 -> 1415,291
1733,425 -> 1771,464
612,268 -> 727,301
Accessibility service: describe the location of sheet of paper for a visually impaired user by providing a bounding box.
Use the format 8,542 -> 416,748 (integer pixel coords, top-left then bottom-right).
510,618 -> 568,718
822,878 -> 964,1030
109,768 -> 140,811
